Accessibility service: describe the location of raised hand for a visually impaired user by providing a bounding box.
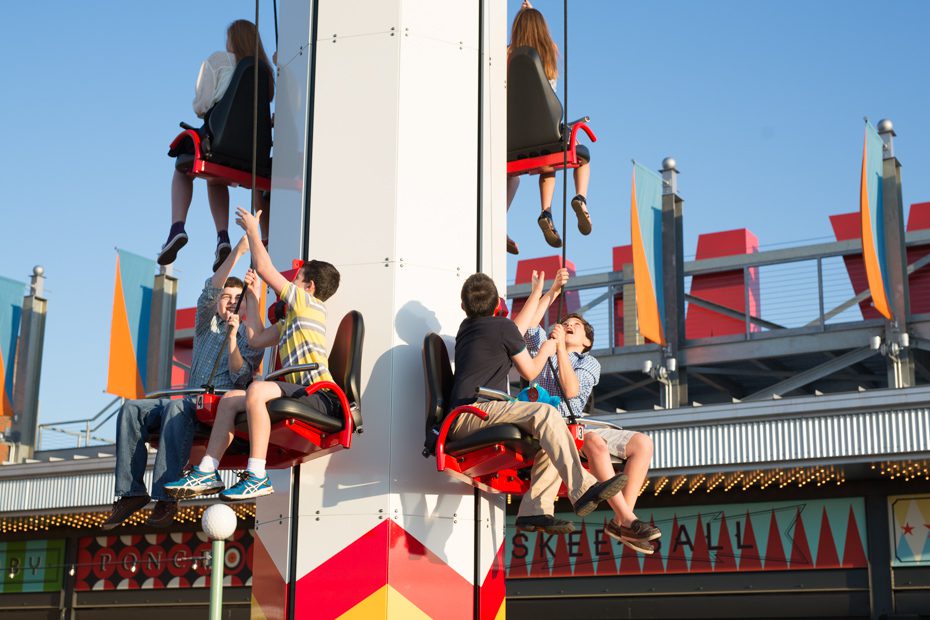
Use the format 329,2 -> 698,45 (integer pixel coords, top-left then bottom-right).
549,267 -> 569,295
235,207 -> 263,236
243,268 -> 261,298
531,269 -> 545,296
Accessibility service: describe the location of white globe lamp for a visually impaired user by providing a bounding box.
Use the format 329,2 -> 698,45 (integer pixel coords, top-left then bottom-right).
203,503 -> 238,620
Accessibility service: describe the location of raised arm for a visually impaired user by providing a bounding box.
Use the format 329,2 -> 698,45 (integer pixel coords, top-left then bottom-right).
512,268 -> 569,334
242,268 -> 280,349
511,339 -> 558,381
549,324 -> 580,398
211,235 -> 249,290
235,207 -> 290,295
512,270 -> 545,335
225,312 -> 245,376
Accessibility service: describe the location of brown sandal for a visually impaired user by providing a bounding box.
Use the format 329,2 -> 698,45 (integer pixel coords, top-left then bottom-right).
571,195 -> 592,235
507,236 -> 520,255
537,211 -> 563,248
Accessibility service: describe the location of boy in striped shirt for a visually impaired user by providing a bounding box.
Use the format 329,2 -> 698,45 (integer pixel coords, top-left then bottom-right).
165,207 -> 340,501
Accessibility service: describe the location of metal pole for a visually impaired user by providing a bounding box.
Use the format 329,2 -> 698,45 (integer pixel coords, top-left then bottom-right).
146,266 -> 178,394
816,256 -> 825,330
878,119 -> 914,388
11,266 -> 47,460
209,538 -> 225,620
743,266 -> 751,339
660,157 -> 685,408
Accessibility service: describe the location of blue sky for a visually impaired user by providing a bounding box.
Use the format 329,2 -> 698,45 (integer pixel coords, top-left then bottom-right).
2,1 -> 929,442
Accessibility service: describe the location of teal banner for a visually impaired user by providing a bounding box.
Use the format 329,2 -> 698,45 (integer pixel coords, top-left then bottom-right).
0,276 -> 24,417
0,539 -> 65,593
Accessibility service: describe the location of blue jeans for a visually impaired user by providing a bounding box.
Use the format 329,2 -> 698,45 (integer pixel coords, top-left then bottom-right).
114,397 -> 196,501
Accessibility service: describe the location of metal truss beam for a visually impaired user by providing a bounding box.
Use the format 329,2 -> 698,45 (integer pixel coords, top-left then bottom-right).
743,347 -> 877,401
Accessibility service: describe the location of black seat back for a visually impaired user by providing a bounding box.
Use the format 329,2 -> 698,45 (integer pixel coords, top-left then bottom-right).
423,333 -> 454,437
329,311 -> 365,429
507,46 -> 564,159
206,57 -> 273,173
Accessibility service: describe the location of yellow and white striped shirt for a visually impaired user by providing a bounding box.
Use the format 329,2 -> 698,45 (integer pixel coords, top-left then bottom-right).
275,282 -> 334,385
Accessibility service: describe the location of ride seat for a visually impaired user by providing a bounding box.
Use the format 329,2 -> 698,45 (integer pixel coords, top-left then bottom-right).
169,56 -> 273,190
422,332 -> 536,494
229,309 -> 365,468
507,46 -> 596,177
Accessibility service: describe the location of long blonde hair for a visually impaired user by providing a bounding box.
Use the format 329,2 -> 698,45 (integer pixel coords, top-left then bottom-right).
227,19 -> 275,100
509,8 -> 559,82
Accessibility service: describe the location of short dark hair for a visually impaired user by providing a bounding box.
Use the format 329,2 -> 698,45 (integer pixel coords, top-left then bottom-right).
562,312 -> 594,352
224,277 -> 244,290
301,260 -> 340,301
461,273 -> 499,318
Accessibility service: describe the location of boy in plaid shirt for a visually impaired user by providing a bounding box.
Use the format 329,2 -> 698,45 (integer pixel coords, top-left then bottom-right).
514,268 -> 661,553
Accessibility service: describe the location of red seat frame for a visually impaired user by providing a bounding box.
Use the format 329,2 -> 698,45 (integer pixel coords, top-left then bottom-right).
169,129 -> 271,192
507,121 -> 597,178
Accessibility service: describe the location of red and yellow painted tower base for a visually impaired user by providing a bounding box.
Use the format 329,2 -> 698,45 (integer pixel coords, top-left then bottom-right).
251,1 -> 509,618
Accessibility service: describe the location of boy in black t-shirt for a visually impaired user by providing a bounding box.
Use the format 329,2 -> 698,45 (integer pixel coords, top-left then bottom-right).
448,273 -> 627,526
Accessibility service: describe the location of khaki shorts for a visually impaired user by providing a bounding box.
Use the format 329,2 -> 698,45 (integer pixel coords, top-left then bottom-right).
588,427 -> 637,459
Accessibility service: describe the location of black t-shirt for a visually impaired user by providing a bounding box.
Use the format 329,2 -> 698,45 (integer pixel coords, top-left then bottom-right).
450,316 -> 526,408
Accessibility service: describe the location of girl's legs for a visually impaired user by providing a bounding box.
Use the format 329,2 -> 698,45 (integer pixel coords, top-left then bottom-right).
573,161 -> 590,199
582,433 -> 637,526
159,170 -> 194,265
507,176 -> 520,210
170,170 -> 194,226
537,172 -> 561,247
506,176 -> 521,254
539,172 -> 556,213
571,161 -> 592,234
206,181 -> 230,236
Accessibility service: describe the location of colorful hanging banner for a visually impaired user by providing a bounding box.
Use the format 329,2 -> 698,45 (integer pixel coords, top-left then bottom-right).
0,277 -> 24,418
0,539 -> 65,593
505,497 -> 867,577
631,162 -> 666,345
106,249 -> 156,399
860,121 -> 891,319
890,495 -> 930,566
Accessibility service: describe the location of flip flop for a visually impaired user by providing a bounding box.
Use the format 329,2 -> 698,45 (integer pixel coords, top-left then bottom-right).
571,195 -> 592,235
507,236 -> 520,255
537,211 -> 563,248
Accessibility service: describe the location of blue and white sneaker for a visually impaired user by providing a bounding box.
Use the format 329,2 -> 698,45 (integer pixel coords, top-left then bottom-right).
163,467 -> 225,499
220,471 -> 274,502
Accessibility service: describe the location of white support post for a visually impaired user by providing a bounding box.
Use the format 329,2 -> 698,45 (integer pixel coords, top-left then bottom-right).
252,2 -> 508,618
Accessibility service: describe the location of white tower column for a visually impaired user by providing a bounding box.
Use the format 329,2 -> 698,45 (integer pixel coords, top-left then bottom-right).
252,1 -> 508,618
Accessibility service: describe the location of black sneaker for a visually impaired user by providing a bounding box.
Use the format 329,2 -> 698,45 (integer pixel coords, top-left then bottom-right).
101,495 -> 150,530
212,241 -> 232,272
537,211 -> 562,248
146,500 -> 178,528
157,228 -> 188,266
515,514 -> 575,534
572,473 -> 627,517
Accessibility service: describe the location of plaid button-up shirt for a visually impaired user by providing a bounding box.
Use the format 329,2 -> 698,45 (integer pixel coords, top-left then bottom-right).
525,326 -> 600,419
188,278 -> 263,390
